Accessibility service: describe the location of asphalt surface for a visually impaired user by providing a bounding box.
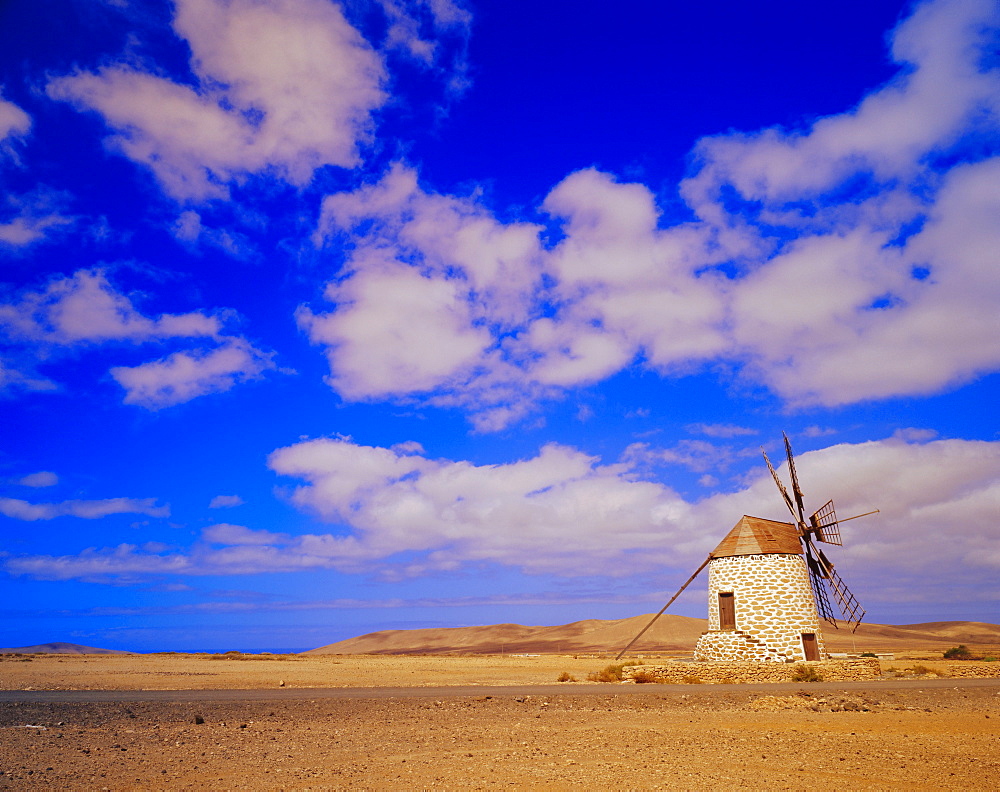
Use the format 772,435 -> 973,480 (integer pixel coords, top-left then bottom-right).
2,676 -> 997,703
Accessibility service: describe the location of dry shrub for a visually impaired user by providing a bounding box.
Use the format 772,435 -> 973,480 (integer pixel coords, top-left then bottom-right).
632,670 -> 661,684
791,664 -> 823,682
681,675 -> 703,684
586,662 -> 638,682
905,664 -> 945,677
557,671 -> 576,682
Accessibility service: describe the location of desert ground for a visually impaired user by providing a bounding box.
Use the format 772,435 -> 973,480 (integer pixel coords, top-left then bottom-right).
3,617 -> 1000,790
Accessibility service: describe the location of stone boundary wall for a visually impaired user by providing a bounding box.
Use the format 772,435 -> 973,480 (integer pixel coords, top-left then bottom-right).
939,662 -> 1000,678
621,658 -> 881,684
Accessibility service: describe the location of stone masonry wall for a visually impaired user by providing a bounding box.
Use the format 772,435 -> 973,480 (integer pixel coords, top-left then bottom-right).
622,658 -> 881,684
694,553 -> 826,662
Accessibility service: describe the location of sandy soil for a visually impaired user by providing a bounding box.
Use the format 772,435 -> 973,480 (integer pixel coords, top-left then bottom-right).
3,681 -> 999,790
2,654 -> 1000,789
0,653 -> 674,691
3,651 -> 996,692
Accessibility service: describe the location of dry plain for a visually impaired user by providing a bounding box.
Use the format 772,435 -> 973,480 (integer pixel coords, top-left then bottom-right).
3,618 -> 1000,790
2,652 -> 1000,790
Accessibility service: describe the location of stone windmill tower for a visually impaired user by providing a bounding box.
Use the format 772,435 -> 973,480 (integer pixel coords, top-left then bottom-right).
618,434 -> 875,662
693,515 -> 831,661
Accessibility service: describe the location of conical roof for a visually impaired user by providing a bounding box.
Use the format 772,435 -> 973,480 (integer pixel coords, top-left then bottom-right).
710,515 -> 803,558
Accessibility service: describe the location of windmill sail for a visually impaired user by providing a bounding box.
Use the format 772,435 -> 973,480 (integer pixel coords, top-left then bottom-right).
764,435 -> 872,633
784,433 -> 808,526
806,537 -> 866,630
762,449 -> 799,526
803,543 -> 837,623
810,499 -> 842,545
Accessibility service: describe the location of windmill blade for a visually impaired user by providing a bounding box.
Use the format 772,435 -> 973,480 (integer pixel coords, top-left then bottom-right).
809,499 -> 842,545
783,433 -> 808,527
615,555 -> 711,660
762,448 -> 799,525
802,540 -> 837,625
805,537 -> 866,631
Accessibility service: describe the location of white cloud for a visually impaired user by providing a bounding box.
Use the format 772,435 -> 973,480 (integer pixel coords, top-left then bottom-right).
301,0 -> 1000,427
0,496 -> 168,521
17,471 -> 58,488
202,523 -> 284,545
681,0 -> 1000,220
622,440 -> 757,474
375,0 -> 471,69
0,357 -> 56,395
0,189 -> 73,250
171,210 -> 255,258
110,338 -> 275,409
0,268 -> 276,406
0,89 -> 30,152
6,437 -> 999,609
687,424 -> 757,438
0,269 -> 221,345
47,0 -> 387,200
305,164 -> 726,426
208,494 -> 245,509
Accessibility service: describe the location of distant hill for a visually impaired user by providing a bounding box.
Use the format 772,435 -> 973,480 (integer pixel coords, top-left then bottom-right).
307,616 -> 1000,655
0,642 -> 130,655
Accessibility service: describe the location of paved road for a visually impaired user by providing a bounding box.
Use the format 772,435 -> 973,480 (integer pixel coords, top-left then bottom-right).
2,676 -> 997,703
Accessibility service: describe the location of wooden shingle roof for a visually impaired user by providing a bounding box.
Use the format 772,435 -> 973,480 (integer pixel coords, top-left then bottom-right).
710,515 -> 803,558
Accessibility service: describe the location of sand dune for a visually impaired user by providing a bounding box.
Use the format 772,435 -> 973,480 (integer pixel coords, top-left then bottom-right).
0,642 -> 128,655
309,615 -> 1000,655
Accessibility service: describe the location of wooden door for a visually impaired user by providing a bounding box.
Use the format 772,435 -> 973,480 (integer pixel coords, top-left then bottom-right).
801,632 -> 819,661
718,592 -> 736,630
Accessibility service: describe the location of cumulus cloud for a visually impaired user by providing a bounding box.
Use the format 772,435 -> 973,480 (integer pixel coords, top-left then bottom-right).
47,0 -> 387,201
0,89 -> 30,153
202,523 -> 284,545
0,496 -> 168,521
0,210 -> 71,248
0,268 -> 276,406
17,471 -> 58,488
172,209 -> 255,259
5,436 -> 999,610
0,90 -> 72,249
0,356 -> 56,395
305,164 -> 726,428
621,440 -> 758,475
0,269 -> 221,345
110,338 -> 275,409
209,494 -> 245,509
375,0 -> 471,76
303,0 -> 1000,428
687,424 -> 758,438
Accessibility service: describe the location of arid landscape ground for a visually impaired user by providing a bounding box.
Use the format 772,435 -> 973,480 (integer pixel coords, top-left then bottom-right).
2,616 -> 999,790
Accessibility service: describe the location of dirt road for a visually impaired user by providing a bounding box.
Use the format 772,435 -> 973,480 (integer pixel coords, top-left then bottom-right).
3,679 -> 999,790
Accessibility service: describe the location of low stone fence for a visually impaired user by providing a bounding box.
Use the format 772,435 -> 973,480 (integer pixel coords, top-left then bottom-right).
621,658 -> 881,684
939,662 -> 1000,678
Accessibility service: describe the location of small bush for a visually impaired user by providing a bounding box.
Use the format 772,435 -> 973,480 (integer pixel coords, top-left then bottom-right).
792,664 -> 823,683
632,670 -> 661,684
557,671 -> 576,682
906,664 -> 938,676
681,675 -> 703,684
943,645 -> 976,660
982,656 -> 997,662
586,662 -> 637,682
860,652 -> 877,658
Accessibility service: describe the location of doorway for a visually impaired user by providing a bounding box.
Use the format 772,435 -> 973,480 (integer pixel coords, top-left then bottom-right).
801,632 -> 820,661
718,592 -> 736,630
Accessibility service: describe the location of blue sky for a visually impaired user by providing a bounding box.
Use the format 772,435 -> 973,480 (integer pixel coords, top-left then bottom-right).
1,0 -> 998,652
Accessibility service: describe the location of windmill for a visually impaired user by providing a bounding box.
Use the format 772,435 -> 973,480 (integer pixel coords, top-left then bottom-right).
617,433 -> 877,662
761,433 -> 876,633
